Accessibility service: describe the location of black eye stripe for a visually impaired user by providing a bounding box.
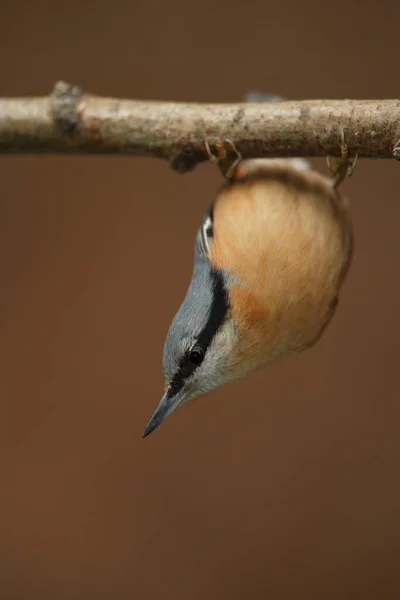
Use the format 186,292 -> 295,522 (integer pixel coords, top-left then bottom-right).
167,269 -> 229,398
168,345 -> 204,396
196,270 -> 228,351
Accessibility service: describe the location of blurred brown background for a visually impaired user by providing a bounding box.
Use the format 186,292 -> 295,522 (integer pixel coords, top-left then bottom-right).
0,1 -> 399,598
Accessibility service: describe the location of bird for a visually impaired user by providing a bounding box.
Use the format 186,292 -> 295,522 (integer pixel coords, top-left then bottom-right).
142,109 -> 355,438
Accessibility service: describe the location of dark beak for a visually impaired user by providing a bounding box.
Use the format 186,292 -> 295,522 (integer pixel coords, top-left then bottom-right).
142,388 -> 187,438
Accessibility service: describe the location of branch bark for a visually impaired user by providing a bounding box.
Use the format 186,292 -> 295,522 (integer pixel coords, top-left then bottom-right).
0,81 -> 399,172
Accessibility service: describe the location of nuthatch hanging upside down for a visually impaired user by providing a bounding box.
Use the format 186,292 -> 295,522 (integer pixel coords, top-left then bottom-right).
142,154 -> 354,437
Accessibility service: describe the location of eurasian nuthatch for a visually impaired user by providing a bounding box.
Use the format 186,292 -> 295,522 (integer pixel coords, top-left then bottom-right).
143,148 -> 354,438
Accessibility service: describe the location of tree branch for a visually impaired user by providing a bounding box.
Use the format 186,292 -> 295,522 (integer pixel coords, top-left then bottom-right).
0,81 -> 399,172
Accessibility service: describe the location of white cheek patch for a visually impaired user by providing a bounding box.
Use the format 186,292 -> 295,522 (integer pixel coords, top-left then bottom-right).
190,318 -> 239,395
287,158 -> 311,171
200,215 -> 213,256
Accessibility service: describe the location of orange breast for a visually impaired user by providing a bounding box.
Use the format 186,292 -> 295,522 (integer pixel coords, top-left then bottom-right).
209,167 -> 353,374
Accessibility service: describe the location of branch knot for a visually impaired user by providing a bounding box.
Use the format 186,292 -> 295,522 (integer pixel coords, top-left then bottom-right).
51,81 -> 83,135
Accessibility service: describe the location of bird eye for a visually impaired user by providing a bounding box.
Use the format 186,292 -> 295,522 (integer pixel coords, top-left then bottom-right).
189,346 -> 205,365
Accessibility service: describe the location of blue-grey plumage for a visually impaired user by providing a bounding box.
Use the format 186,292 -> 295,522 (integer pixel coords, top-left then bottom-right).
142,210 -> 235,437
162,246 -> 216,383
142,155 -> 353,438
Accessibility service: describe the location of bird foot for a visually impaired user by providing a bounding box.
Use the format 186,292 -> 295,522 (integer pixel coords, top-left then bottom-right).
327,127 -> 358,189
204,138 -> 242,180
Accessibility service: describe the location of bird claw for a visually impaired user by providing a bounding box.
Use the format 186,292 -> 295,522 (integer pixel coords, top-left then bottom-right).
204,138 -> 242,180
327,127 -> 358,189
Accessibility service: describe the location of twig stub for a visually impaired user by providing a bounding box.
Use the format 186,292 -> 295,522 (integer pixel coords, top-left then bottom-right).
51,81 -> 83,135
169,144 -> 208,173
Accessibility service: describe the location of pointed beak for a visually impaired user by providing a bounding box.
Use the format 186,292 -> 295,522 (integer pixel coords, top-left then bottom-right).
142,387 -> 187,438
